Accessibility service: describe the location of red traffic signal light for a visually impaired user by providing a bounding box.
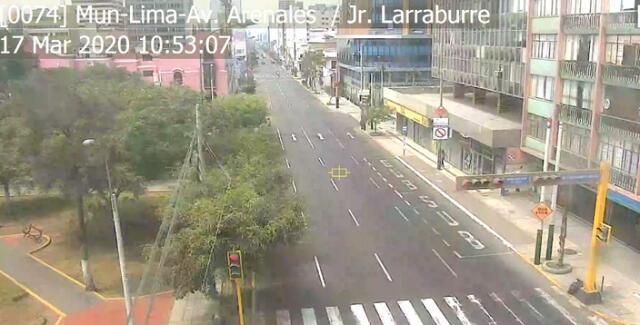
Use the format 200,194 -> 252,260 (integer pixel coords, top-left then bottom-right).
227,250 -> 243,280
229,253 -> 240,263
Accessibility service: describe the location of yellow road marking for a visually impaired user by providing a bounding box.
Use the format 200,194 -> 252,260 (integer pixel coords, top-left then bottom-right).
0,268 -> 66,317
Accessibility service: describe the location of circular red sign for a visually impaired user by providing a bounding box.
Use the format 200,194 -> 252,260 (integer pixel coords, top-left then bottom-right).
436,106 -> 447,116
435,127 -> 447,138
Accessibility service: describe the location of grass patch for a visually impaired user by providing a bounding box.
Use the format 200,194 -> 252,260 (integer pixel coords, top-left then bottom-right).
0,195 -> 70,221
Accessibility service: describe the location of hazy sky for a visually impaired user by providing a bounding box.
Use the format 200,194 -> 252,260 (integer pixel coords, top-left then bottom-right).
7,0 -> 339,12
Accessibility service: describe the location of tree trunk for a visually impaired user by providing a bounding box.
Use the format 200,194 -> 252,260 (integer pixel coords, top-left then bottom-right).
76,190 -> 97,291
2,181 -> 10,222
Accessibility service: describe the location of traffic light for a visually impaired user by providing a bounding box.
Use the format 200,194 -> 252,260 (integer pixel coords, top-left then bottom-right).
532,174 -> 562,186
459,177 -> 503,190
227,250 -> 243,280
596,224 -> 612,243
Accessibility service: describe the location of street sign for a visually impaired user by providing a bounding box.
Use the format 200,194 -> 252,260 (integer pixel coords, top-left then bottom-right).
433,117 -> 449,126
532,203 -> 553,221
433,126 -> 449,140
436,106 -> 447,116
402,126 -> 408,135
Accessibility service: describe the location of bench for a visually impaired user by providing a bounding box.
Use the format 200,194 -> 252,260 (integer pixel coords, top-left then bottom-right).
22,224 -> 44,242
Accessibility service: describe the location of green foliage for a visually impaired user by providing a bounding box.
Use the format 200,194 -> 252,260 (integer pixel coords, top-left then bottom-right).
241,75 -> 256,94
368,106 -> 393,132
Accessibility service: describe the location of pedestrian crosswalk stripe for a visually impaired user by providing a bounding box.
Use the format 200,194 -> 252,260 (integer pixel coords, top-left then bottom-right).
351,304 -> 371,325
326,307 -> 344,325
468,294 -> 497,325
397,300 -> 424,325
373,302 -> 396,325
301,308 -> 318,325
421,298 -> 451,325
535,288 -> 579,325
276,309 -> 291,325
490,292 -> 525,325
444,296 -> 473,325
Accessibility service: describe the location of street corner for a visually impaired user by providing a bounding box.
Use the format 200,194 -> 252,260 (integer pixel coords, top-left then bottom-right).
60,292 -> 174,325
0,233 -> 50,253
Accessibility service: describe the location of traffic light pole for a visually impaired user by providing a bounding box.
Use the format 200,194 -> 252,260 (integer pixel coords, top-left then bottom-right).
234,278 -> 245,325
576,162 -> 610,304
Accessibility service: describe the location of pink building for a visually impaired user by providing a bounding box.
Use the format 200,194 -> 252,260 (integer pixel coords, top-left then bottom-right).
32,33 -> 234,97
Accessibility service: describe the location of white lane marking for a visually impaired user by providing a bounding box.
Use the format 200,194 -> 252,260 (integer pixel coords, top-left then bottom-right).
588,315 -> 611,325
302,308 -> 318,325
535,288 -> 579,325
442,239 -> 451,247
437,211 -> 459,226
456,252 -> 512,259
388,183 -> 394,188
421,298 -> 451,325
374,253 -> 393,282
397,157 -> 515,250
382,177 -> 388,183
330,178 -> 339,191
432,249 -> 458,278
380,159 -> 392,168
317,133 -> 325,140
336,138 -> 345,149
291,133 -> 297,142
301,127 -> 315,149
347,132 -> 355,139
277,128 -> 285,151
292,180 -> 297,193
276,310 -> 292,325
394,190 -> 404,199
422,218 -> 429,225
374,303 -> 396,325
389,168 -> 404,178
314,256 -> 326,288
351,304 -> 371,325
363,157 -> 368,162
468,295 -> 497,325
444,297 -> 473,325
458,231 -> 486,250
350,155 -> 360,165
404,200 -> 412,206
372,166 -> 377,171
318,157 -> 326,166
413,207 -> 420,215
348,209 -> 360,227
376,172 -> 382,177
326,307 -> 344,325
453,251 -> 462,258
285,158 -> 291,168
394,206 -> 409,222
431,227 -> 440,235
490,292 -> 525,325
419,196 -> 438,208
402,180 -> 417,190
369,177 -> 381,189
397,301 -> 424,325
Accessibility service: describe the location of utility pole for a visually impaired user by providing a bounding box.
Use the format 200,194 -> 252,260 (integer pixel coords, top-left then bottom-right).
541,120 -> 552,203
436,28 -> 444,170
195,104 -> 206,182
547,122 -> 564,260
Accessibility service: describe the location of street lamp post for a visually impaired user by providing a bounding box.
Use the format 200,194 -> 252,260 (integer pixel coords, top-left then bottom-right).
82,139 -> 134,325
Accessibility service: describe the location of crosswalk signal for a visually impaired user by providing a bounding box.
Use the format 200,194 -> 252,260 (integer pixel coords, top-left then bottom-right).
596,224 -> 612,243
227,250 -> 244,280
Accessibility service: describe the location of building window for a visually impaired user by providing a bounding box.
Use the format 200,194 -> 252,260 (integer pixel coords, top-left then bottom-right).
531,75 -> 555,101
528,114 -> 549,140
565,35 -> 599,61
562,80 -> 594,109
142,70 -> 154,77
599,135 -> 640,191
533,0 -> 559,16
605,35 -> 640,65
568,0 -> 601,14
532,34 -> 557,59
562,124 -> 590,157
173,71 -> 183,85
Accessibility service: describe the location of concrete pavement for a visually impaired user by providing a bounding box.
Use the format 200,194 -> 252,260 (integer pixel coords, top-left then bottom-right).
253,63 -> 607,325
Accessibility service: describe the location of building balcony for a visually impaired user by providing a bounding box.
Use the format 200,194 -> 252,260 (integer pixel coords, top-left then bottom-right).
611,168 -> 638,193
599,113 -> 640,142
559,104 -> 593,128
560,60 -> 597,80
563,13 -> 600,33
607,11 -> 638,33
603,64 -> 640,89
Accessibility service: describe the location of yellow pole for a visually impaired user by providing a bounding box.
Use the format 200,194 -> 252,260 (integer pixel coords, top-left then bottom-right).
584,162 -> 610,292
235,278 -> 245,325
251,272 -> 256,317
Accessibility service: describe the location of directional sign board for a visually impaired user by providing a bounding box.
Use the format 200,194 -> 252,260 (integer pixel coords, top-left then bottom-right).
532,203 -> 553,221
433,118 -> 449,126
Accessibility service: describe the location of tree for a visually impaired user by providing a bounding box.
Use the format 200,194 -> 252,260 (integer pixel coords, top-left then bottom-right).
368,106 -> 393,133
0,109 -> 30,220
8,66 -> 140,291
0,29 -> 33,91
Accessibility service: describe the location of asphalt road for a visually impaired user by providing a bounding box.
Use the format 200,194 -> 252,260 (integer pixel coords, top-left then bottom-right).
254,62 -> 604,325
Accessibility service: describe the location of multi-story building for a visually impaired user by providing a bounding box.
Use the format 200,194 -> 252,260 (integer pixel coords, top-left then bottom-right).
210,0 -> 242,28
521,0 -> 640,249
337,0 -> 433,107
125,0 -> 193,45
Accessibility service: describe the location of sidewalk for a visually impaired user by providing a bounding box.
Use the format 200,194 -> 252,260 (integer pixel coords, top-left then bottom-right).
310,89 -> 640,324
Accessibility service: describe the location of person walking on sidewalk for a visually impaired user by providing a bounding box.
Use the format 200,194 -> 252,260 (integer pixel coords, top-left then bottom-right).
438,149 -> 446,170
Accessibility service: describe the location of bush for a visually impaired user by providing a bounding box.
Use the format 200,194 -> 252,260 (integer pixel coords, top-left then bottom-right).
0,195 -> 69,220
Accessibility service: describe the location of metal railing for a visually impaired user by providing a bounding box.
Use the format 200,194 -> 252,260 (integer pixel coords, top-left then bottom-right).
559,104 -> 593,128
607,11 -> 637,29
561,60 -> 597,80
599,113 -> 640,142
603,64 -> 640,88
610,167 -> 638,193
564,13 -> 600,33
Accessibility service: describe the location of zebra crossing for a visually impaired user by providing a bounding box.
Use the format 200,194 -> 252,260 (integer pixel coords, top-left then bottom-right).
273,288 -> 607,325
